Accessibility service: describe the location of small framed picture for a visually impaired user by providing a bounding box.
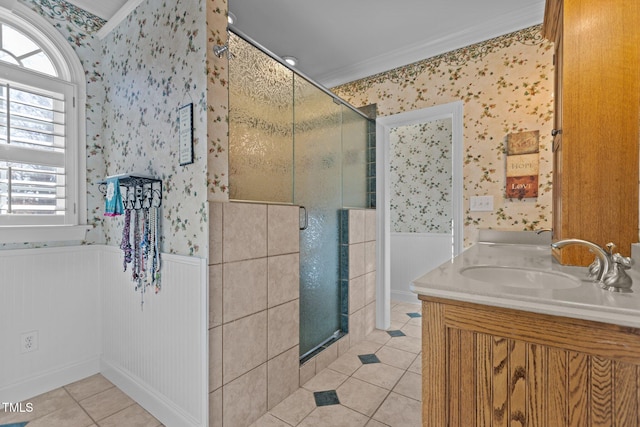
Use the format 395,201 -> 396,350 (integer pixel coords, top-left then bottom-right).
179,103 -> 194,166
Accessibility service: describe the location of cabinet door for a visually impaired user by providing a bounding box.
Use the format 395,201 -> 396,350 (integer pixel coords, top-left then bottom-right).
551,0 -> 640,264
422,299 -> 640,426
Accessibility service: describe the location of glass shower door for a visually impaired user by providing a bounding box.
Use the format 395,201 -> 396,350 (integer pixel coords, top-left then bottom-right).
228,33 -> 294,203
294,76 -> 343,358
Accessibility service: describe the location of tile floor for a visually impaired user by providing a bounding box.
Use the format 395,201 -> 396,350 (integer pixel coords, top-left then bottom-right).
249,300 -> 423,427
0,301 -> 422,427
0,374 -> 163,427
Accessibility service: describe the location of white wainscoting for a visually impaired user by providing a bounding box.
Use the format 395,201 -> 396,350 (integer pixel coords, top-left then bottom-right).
390,233 -> 453,303
100,246 -> 207,427
0,245 -> 208,427
0,245 -> 102,402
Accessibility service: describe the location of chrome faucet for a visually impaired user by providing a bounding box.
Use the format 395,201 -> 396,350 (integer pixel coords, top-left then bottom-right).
551,239 -> 634,292
535,228 -> 552,235
551,239 -> 611,282
602,243 -> 634,293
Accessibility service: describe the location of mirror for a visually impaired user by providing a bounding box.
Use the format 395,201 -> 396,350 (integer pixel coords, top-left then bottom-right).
375,101 -> 463,328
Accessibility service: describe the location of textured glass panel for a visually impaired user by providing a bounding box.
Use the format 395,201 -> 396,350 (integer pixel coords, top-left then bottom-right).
228,33 -> 293,203
341,106 -> 368,208
294,75 -> 343,357
389,118 -> 453,233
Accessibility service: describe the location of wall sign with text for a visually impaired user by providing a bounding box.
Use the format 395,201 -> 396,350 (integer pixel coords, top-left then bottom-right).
505,130 -> 539,199
179,103 -> 194,166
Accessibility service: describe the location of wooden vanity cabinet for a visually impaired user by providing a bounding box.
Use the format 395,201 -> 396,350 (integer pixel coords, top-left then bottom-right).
542,0 -> 640,265
421,296 -> 640,426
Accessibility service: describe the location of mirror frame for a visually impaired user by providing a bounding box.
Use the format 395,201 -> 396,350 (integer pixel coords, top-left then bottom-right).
375,100 -> 463,329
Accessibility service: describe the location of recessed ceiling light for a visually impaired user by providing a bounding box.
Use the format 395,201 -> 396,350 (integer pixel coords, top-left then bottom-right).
228,12 -> 236,25
282,56 -> 298,67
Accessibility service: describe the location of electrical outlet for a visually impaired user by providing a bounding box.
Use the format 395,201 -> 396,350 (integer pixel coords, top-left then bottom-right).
20,331 -> 38,353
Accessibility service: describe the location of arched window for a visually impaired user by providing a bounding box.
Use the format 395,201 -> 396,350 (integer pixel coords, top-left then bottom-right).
0,5 -> 86,240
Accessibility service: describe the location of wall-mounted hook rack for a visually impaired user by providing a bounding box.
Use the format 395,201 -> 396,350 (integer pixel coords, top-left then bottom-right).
98,174 -> 163,308
98,175 -> 162,210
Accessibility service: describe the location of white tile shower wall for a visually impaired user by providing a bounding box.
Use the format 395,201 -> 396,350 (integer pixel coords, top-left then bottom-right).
0,246 -> 101,402
209,202 -> 300,427
100,246 -> 208,427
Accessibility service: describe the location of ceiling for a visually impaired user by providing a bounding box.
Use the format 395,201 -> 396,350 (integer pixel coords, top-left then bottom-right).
67,0 -> 545,87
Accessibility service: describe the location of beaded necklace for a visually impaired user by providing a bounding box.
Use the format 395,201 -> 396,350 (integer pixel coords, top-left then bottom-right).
120,209 -> 132,271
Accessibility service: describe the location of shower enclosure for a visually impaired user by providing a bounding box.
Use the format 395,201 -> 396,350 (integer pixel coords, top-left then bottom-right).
227,31 -> 372,359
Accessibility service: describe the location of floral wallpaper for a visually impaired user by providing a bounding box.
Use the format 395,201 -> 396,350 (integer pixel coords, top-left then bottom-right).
3,0 -> 228,256
101,0 -> 210,256
333,25 -> 555,246
390,119 -> 452,233
206,0 -> 230,201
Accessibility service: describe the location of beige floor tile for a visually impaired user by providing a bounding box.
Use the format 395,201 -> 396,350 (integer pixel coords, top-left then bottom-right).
388,321 -> 407,331
328,352 -> 362,376
392,372 -> 422,401
352,363 -> 404,390
406,317 -> 422,327
366,419 -> 390,427
302,368 -> 348,392
249,413 -> 293,427
297,405 -> 369,427
79,385 -> 134,421
26,402 -> 94,427
336,377 -> 390,417
399,324 -> 421,339
269,388 -> 316,426
0,409 -> 31,424
346,340 -> 382,356
64,374 -> 115,401
0,387 -> 75,423
97,403 -> 161,427
390,302 -> 420,313
389,311 -> 410,324
384,336 -> 422,354
375,346 -> 416,370
372,392 -> 421,426
407,354 -> 421,374
364,330 -> 391,345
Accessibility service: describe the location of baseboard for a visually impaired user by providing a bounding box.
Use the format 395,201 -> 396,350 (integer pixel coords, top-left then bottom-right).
390,289 -> 421,304
0,357 -> 100,402
101,359 -> 203,427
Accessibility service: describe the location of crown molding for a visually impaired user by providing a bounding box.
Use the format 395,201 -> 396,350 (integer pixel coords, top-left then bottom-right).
96,0 -> 144,39
321,3 -> 544,88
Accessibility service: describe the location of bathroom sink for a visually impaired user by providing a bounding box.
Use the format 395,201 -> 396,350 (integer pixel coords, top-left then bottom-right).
481,243 -> 548,251
459,266 -> 582,290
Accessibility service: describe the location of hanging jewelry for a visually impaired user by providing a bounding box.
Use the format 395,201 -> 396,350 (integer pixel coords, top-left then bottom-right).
133,208 -> 140,285
104,176 -> 162,307
120,208 -> 132,271
152,206 -> 161,292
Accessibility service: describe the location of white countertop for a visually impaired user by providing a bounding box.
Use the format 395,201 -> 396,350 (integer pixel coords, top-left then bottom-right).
411,242 -> 640,329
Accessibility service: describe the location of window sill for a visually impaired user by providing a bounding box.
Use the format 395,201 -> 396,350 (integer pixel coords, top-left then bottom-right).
0,225 -> 93,244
